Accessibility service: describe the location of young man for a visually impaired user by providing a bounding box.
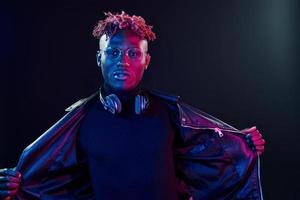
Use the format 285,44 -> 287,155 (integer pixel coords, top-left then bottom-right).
0,11 -> 265,200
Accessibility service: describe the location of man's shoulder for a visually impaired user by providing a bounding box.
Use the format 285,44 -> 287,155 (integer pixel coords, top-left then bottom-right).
65,91 -> 99,112
177,101 -> 239,131
145,88 -> 180,104
145,88 -> 239,131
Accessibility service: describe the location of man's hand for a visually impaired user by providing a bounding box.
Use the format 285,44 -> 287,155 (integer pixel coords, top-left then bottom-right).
241,126 -> 265,156
0,168 -> 21,199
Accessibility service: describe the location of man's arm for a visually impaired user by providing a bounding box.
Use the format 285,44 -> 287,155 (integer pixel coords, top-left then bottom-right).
174,101 -> 264,199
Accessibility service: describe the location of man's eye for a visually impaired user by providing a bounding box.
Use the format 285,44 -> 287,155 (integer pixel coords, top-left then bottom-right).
129,51 -> 136,58
128,49 -> 141,58
106,49 -> 119,58
112,50 -> 119,57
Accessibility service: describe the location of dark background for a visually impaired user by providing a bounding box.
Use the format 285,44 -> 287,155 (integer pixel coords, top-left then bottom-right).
0,0 -> 299,199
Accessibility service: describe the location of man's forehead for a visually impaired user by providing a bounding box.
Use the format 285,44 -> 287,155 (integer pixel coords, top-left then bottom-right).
109,36 -> 142,45
99,30 -> 148,49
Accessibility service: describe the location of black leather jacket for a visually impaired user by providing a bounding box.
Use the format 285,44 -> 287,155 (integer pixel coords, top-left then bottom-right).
14,90 -> 263,200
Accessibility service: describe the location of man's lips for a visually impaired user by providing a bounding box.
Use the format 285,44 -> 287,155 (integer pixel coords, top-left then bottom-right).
113,70 -> 131,80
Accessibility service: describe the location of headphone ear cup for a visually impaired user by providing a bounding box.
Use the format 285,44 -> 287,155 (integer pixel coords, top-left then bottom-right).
135,95 -> 141,114
135,94 -> 149,115
104,94 -> 122,114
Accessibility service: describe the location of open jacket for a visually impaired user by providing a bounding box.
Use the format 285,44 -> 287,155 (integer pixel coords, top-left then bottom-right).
14,90 -> 263,200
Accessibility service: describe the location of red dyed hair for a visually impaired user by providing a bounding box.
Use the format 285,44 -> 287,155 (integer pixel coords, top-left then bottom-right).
92,11 -> 156,41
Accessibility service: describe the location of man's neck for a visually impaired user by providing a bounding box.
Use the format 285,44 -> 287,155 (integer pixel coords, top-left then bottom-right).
102,83 -> 141,102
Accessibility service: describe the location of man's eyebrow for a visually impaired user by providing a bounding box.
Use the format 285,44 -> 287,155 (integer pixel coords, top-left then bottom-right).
107,45 -> 141,49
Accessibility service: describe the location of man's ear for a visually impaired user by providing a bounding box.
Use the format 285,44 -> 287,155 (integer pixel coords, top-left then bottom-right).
144,54 -> 151,70
96,51 -> 101,67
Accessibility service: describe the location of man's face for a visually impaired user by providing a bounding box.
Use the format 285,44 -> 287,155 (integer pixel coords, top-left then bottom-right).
97,30 -> 151,91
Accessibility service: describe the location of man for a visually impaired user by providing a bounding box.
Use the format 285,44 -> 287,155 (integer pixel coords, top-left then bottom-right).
0,11 -> 265,199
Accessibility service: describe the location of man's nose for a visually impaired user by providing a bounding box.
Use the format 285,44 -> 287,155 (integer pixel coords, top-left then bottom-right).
117,60 -> 130,68
117,53 -> 130,67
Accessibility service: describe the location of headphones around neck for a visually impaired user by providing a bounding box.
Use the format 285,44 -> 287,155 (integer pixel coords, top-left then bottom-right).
99,87 -> 149,115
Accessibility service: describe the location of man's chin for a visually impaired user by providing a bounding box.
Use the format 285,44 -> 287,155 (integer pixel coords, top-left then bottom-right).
109,83 -> 137,92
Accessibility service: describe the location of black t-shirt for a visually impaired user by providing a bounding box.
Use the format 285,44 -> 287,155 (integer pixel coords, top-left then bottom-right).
78,89 -> 179,200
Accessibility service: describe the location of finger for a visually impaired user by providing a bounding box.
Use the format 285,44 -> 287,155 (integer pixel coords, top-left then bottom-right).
0,182 -> 20,190
0,176 -> 21,183
8,176 -> 21,183
256,146 -> 265,151
247,130 -> 262,138
251,132 -> 262,138
241,126 -> 257,133
253,139 -> 265,145
0,188 -> 18,199
241,126 -> 257,132
0,169 -> 21,178
0,169 -> 9,175
8,188 -> 18,196
252,135 -> 263,141
248,130 -> 261,136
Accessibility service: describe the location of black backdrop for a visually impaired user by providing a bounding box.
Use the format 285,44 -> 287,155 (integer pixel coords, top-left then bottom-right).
1,0 -> 299,199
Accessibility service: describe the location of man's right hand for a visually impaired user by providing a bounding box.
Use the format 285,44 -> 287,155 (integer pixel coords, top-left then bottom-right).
0,168 -> 21,199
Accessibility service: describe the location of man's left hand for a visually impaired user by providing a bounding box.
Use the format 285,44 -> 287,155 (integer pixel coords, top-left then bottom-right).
241,126 -> 265,156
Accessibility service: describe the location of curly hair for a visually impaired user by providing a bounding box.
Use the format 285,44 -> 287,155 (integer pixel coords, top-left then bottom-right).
92,11 -> 156,41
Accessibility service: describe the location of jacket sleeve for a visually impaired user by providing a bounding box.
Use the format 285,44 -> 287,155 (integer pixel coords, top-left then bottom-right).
173,101 -> 263,200
14,98 -> 95,200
